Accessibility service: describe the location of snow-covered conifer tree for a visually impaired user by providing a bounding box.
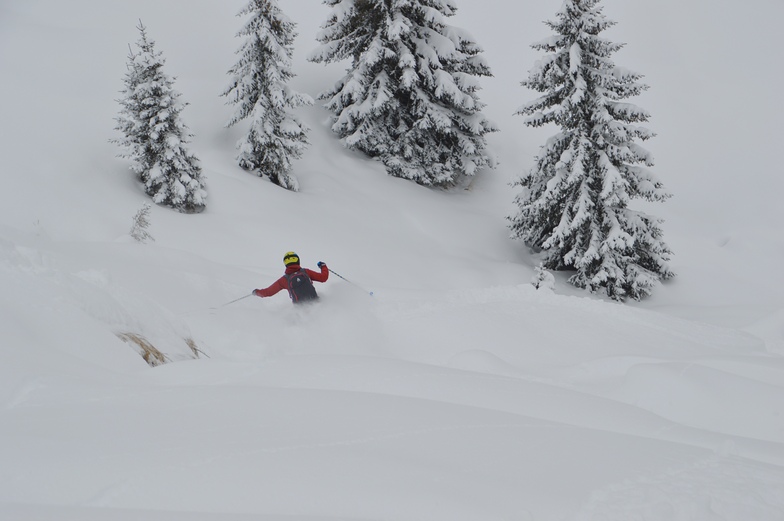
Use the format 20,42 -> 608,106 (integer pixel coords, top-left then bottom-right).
113,22 -> 206,213
310,0 -> 497,187
222,0 -> 313,191
509,0 -> 673,300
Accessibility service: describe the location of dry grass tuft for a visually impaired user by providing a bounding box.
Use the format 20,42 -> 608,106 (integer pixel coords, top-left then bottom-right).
184,337 -> 209,359
116,332 -> 169,367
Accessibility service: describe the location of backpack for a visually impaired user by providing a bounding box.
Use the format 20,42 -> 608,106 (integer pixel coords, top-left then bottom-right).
285,269 -> 318,303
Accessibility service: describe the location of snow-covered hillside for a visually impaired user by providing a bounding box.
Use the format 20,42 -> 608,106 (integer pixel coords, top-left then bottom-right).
1,1 -> 782,520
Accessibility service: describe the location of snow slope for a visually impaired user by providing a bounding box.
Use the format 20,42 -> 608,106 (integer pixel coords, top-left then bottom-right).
1,1 -> 783,520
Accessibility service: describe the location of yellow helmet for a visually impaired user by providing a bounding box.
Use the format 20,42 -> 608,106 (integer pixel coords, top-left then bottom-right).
283,251 -> 300,266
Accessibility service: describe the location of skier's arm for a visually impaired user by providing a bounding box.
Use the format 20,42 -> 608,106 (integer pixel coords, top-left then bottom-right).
254,276 -> 288,297
307,264 -> 329,283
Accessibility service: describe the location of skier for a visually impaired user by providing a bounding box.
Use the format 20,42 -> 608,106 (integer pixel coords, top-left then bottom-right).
253,252 -> 329,304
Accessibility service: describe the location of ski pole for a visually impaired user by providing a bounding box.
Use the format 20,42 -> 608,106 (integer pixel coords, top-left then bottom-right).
328,268 -> 374,296
214,292 -> 254,308
180,293 -> 253,316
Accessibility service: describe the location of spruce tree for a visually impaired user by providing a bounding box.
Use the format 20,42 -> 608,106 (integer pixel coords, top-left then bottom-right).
509,0 -> 673,301
113,22 -> 206,213
310,0 -> 497,187
222,0 -> 313,191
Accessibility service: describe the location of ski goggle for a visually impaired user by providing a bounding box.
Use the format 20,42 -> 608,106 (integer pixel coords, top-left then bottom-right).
283,253 -> 300,265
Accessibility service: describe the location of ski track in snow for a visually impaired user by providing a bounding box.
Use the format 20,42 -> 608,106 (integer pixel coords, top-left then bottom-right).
573,454 -> 784,521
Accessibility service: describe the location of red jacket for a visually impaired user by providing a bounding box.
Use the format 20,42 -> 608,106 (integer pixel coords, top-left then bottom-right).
254,263 -> 329,298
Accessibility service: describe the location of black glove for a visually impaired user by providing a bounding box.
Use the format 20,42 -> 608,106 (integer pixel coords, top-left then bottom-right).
317,261 -> 326,268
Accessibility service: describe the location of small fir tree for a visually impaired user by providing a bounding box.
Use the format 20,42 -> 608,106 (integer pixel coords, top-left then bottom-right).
531,263 -> 555,291
113,21 -> 206,213
130,203 -> 154,243
510,0 -> 673,301
222,0 -> 313,191
310,0 -> 497,187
